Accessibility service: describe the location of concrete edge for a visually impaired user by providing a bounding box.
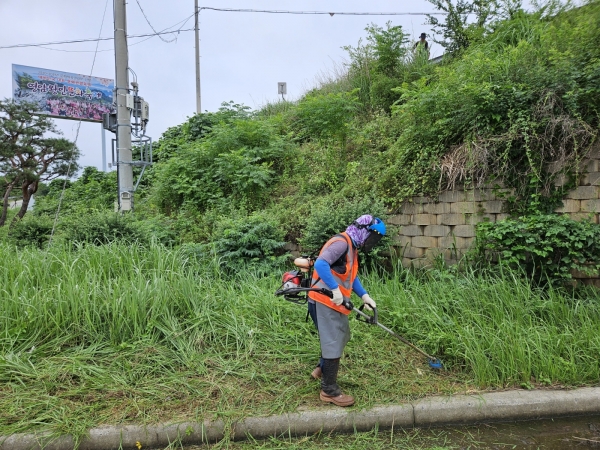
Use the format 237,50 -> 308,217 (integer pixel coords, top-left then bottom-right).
413,387 -> 600,426
1,388 -> 599,450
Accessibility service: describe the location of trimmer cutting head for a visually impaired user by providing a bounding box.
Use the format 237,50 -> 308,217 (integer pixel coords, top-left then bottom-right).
428,358 -> 443,370
354,305 -> 444,371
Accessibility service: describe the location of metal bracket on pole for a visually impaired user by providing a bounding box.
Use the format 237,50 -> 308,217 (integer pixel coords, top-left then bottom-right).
101,123 -> 107,172
111,135 -> 152,192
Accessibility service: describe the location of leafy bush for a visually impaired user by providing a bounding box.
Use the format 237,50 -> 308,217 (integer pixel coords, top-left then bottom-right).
150,119 -> 291,213
152,101 -> 253,162
342,22 -> 411,112
124,214 -> 178,247
206,211 -> 288,274
7,214 -> 54,248
365,22 -> 409,77
34,167 -> 117,217
299,196 -> 388,253
58,212 -> 146,246
292,90 -> 360,146
369,73 -> 403,113
348,110 -> 401,154
476,214 -> 600,284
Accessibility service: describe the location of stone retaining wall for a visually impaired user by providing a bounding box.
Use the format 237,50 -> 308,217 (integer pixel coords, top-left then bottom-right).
393,161 -> 599,271
389,189 -> 508,267
285,145 -> 600,285
391,145 -> 600,285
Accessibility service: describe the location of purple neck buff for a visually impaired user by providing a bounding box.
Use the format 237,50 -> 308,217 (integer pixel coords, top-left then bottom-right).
345,214 -> 373,247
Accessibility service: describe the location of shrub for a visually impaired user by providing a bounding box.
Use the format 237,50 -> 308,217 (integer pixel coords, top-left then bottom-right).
206,211 -> 288,274
364,21 -> 409,77
152,101 -> 253,162
126,214 -> 178,247
58,212 -> 146,246
369,73 -> 403,113
299,196 -> 388,253
33,167 -> 116,217
347,110 -> 401,154
293,90 -> 360,147
342,21 -> 410,112
476,214 -> 600,284
150,119 -> 291,214
7,215 -> 54,248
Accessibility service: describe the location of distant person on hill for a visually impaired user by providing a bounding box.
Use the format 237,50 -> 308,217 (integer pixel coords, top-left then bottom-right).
414,32 -> 430,57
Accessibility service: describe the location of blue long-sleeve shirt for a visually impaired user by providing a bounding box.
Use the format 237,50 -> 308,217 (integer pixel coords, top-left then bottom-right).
314,257 -> 367,298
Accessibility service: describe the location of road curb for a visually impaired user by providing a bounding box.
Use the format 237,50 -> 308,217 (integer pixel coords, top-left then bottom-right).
413,387 -> 600,426
2,387 -> 599,449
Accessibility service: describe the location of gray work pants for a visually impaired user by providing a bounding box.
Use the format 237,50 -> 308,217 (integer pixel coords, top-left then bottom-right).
315,301 -> 351,359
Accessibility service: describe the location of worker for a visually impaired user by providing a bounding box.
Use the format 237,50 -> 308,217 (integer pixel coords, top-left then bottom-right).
414,32 -> 430,56
307,214 -> 386,407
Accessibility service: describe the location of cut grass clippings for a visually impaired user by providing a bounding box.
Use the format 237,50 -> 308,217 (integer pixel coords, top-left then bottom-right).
1,242 -> 599,443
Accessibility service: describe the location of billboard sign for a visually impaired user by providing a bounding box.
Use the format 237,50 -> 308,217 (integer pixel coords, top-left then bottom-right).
12,64 -> 114,123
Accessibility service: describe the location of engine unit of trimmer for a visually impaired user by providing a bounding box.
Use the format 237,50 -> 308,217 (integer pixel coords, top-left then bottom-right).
277,257 -> 322,304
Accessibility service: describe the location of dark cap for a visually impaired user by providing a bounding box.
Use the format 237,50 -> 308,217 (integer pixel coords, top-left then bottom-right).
420,32 -> 427,38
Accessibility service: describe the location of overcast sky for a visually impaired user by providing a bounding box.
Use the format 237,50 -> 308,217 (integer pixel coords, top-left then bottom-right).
0,1 -> 446,172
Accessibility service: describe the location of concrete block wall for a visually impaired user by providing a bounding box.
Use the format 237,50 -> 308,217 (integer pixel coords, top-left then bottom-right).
392,147 -> 600,282
390,188 -> 500,267
284,144 -> 600,284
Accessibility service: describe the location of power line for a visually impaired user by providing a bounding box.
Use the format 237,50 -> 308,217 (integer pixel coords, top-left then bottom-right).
34,45 -> 113,54
0,11 -> 196,51
32,36 -> 159,53
0,8 -> 445,51
48,0 -> 110,246
198,7 -> 448,16
0,30 -> 192,50
134,0 -> 178,43
28,12 -> 196,53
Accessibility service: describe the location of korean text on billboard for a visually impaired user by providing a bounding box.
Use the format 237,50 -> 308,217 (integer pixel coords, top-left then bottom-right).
12,64 -> 114,123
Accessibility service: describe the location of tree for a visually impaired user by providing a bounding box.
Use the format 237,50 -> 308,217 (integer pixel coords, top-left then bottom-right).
33,167 -> 117,217
426,0 -> 502,54
0,99 -> 80,226
365,21 -> 409,77
342,22 -> 410,112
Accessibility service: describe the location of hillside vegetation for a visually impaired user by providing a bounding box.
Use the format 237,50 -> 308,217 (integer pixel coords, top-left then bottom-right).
11,1 -> 597,257
2,1 -> 600,442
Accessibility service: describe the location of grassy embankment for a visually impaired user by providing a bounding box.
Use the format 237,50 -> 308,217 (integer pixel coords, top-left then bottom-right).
1,243 -> 599,441
2,5 -> 600,446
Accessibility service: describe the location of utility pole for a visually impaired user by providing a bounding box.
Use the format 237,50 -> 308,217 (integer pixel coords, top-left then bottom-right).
194,0 -> 201,113
101,123 -> 107,172
114,0 -> 134,211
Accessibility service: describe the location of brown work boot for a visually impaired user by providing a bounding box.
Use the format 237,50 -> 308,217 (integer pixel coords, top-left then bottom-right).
311,365 -> 322,380
320,390 -> 355,407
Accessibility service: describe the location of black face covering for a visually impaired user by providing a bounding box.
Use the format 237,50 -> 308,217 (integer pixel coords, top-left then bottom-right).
362,231 -> 383,252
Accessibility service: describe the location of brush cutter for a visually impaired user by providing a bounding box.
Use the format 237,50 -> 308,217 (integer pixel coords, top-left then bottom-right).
352,304 -> 443,369
274,256 -> 443,370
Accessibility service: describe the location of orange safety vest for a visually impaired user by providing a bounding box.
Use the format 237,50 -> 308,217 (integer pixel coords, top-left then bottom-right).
308,232 -> 358,315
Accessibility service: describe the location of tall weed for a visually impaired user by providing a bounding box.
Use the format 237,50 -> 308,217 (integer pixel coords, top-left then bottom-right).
1,243 -> 599,438
380,2 -> 600,206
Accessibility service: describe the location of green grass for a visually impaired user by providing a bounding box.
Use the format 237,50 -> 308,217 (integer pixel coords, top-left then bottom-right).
369,265 -> 600,388
1,242 -> 599,443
